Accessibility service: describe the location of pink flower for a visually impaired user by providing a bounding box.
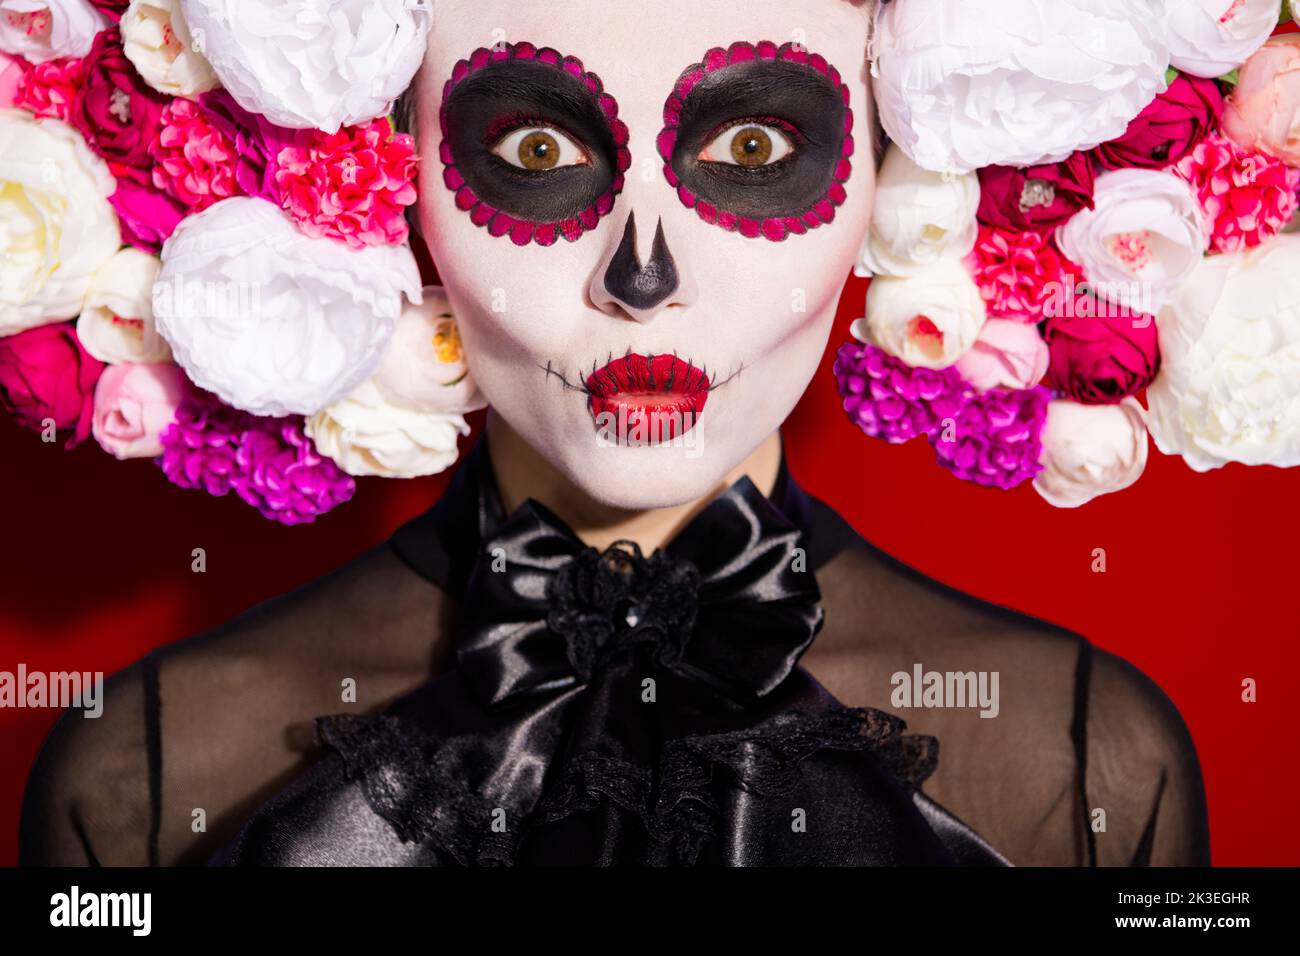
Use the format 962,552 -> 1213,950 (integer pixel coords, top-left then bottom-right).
274,117 -> 418,249
955,318 -> 1050,392
15,55 -> 83,120
197,89 -> 302,204
0,321 -> 105,449
92,361 -> 188,459
150,97 -> 240,211
1222,35 -> 1300,167
964,225 -> 1080,323
108,176 -> 187,253
976,152 -> 1095,232
1092,72 -> 1222,171
69,26 -> 168,187
1170,133 -> 1300,254
1044,292 -> 1160,404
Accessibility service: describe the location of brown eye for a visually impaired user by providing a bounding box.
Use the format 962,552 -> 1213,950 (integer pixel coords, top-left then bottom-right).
491,126 -> 590,171
699,122 -> 794,167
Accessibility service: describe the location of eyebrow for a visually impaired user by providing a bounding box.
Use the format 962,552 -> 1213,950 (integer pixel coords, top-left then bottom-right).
675,62 -> 842,129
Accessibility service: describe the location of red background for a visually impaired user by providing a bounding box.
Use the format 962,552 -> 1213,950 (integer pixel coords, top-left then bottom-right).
2,269 -> 1296,867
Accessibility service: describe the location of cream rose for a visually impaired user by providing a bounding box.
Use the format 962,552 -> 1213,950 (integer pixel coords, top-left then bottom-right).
0,0 -> 106,62
870,0 -> 1170,173
1034,398 -> 1149,507
122,0 -> 218,97
153,197 -> 421,417
179,0 -> 431,132
306,379 -> 470,479
371,286 -> 486,416
1164,0 -> 1281,79
854,257 -> 987,369
77,247 -> 173,364
0,114 -> 120,337
1055,168 -> 1207,313
855,144 -> 979,278
1147,233 -> 1300,470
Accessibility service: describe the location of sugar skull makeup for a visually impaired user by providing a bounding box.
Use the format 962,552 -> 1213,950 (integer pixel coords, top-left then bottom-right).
658,41 -> 853,241
415,0 -> 878,511
438,41 -> 632,246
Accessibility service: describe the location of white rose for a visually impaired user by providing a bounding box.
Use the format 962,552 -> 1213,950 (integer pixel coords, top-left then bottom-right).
1055,169 -> 1206,313
1164,0 -> 1281,78
855,143 -> 979,278
1147,234 -> 1300,470
871,0 -> 1170,173
0,0 -> 106,62
372,286 -> 487,416
153,197 -> 421,417
122,0 -> 218,97
179,0 -> 431,132
77,247 -> 173,364
0,114 -> 120,337
306,379 -> 470,479
854,257 -> 987,369
1034,398 -> 1149,507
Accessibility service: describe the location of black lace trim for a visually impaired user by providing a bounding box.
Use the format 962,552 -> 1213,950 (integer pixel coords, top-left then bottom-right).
316,705 -> 937,866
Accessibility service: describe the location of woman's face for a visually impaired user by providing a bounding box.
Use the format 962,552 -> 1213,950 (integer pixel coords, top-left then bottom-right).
416,0 -> 876,508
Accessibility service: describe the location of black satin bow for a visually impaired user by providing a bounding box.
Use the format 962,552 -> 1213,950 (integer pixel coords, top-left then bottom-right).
455,476 -> 825,709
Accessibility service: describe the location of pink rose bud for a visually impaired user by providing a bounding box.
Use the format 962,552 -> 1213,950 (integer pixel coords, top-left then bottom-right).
92,362 -> 188,460
955,318 -> 1050,392
1222,34 -> 1300,168
1044,292 -> 1160,404
0,321 -> 105,449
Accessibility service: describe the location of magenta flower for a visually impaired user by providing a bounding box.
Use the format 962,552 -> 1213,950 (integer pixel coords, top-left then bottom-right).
274,117 -> 418,249
158,391 -> 355,525
16,56 -> 84,120
150,97 -> 240,211
965,225 -> 1080,323
929,386 -> 1052,490
1170,133 -> 1300,254
833,341 -> 970,444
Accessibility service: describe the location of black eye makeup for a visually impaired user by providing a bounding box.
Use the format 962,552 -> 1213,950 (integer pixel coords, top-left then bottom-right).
657,40 -> 854,242
438,43 -> 631,247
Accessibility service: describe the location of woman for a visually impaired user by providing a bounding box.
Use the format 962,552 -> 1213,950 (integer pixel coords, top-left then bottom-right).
18,0 -> 1209,866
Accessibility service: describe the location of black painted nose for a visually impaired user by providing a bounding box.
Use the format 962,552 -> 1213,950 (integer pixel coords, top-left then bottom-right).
602,212 -> 680,313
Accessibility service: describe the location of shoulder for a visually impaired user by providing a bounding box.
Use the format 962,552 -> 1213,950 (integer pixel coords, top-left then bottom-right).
21,538 -> 455,866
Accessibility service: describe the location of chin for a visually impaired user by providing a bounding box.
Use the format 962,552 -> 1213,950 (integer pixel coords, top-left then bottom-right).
556,440 -> 748,511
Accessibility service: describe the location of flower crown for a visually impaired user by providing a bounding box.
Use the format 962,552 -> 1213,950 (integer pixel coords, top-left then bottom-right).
1,0 -> 1297,525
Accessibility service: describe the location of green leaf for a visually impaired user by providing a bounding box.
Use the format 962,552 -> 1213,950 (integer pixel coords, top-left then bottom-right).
1165,66 -> 1180,86
1218,68 -> 1240,87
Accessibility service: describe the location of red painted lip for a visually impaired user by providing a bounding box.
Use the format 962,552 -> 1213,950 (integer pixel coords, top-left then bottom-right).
586,353 -> 710,444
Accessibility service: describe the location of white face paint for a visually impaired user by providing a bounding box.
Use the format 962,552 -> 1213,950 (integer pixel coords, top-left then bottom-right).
414,0 -> 877,509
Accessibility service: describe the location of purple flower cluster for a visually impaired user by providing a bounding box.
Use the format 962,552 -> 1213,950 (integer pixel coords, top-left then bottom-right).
157,391 -> 354,525
833,341 -> 969,444
929,385 -> 1052,490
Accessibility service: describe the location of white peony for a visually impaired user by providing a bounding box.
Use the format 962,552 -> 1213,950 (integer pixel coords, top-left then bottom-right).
152,197 -> 421,417
1034,398 -> 1149,507
0,0 -> 106,62
372,286 -> 487,416
855,143 -> 979,278
0,113 -> 120,337
854,257 -> 987,369
179,0 -> 432,131
306,379 -> 470,479
77,247 -> 172,364
122,0 -> 218,97
1164,0 -> 1281,78
1147,233 -> 1300,470
1055,169 -> 1206,313
870,0 -> 1171,174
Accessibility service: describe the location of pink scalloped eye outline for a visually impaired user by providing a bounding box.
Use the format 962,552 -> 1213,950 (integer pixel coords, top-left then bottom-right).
437,42 -> 632,247
658,40 -> 854,242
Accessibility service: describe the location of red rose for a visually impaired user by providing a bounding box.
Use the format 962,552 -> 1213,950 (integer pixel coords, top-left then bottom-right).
1092,73 -> 1223,171
0,322 -> 105,449
70,26 -> 169,187
1044,292 -> 1160,404
976,151 -> 1096,231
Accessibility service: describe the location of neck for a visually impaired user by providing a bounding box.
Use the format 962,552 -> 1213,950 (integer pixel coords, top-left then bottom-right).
485,411 -> 783,553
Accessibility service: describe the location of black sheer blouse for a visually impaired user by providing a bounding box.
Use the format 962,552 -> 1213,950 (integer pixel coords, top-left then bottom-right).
19,436 -> 1210,866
